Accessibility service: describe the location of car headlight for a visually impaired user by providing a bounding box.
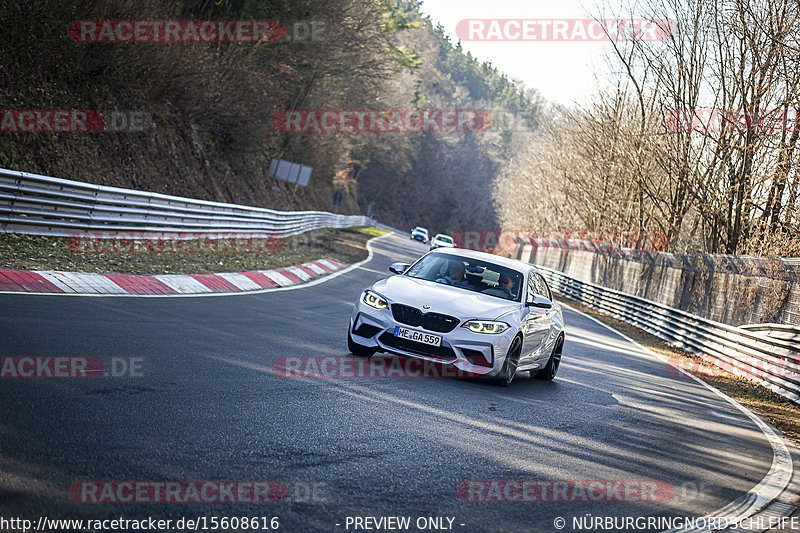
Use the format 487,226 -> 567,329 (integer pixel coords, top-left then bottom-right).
362,290 -> 388,310
463,320 -> 509,334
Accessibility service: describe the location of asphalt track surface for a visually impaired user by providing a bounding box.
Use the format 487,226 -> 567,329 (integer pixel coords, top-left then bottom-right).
0,233 -> 777,532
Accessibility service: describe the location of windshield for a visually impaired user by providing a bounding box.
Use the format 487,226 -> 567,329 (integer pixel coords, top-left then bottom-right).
404,253 -> 523,301
437,235 -> 453,243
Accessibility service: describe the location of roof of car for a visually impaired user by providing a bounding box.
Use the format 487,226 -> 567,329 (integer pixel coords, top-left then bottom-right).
429,247 -> 538,273
434,233 -> 452,239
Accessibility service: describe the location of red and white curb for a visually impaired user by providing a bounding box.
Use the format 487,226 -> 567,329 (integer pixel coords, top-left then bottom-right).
0,258 -> 345,296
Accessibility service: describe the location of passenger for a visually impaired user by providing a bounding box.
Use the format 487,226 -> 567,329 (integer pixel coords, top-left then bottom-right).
436,261 -> 471,288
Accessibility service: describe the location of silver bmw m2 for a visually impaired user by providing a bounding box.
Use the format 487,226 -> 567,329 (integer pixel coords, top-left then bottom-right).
347,248 -> 565,385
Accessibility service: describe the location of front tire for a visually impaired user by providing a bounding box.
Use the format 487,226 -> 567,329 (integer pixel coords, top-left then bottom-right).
533,336 -> 563,381
496,336 -> 522,387
347,331 -> 376,357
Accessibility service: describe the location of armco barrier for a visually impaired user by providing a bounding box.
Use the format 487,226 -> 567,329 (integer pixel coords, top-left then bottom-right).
0,168 -> 372,238
740,323 -> 800,343
535,264 -> 800,405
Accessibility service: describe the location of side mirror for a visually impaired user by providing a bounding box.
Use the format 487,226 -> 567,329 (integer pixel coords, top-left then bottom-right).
526,295 -> 552,309
389,262 -> 410,275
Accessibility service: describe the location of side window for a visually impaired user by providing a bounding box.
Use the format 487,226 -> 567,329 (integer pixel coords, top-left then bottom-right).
538,274 -> 553,301
526,275 -> 537,303
530,273 -> 550,300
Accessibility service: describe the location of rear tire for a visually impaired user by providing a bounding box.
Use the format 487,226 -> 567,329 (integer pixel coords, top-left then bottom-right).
348,331 -> 376,357
496,336 -> 522,387
533,336 -> 563,381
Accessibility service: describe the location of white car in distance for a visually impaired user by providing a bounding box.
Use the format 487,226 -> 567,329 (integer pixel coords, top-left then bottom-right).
430,234 -> 455,250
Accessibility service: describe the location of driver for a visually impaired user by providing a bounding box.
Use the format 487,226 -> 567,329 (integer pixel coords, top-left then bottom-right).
436,261 -> 471,288
496,274 -> 517,299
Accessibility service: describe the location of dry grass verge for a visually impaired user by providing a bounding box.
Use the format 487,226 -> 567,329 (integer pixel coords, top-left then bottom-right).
0,227 -> 389,275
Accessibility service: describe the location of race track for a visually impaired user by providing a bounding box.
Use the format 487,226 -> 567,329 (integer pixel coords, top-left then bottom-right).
0,233 -> 778,532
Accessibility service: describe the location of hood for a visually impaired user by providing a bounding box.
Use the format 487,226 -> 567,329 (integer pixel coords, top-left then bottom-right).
371,275 -> 520,320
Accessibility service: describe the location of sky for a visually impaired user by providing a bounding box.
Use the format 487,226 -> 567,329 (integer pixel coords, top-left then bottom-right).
418,0 -> 625,106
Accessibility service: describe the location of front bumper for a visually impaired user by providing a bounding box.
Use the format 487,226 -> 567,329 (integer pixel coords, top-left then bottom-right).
349,300 -> 515,376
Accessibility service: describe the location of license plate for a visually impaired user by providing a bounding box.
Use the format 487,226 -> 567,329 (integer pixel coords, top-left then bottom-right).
394,326 -> 442,347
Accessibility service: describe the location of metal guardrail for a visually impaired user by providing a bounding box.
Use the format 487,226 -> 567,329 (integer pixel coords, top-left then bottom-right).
741,322 -> 800,334
740,323 -> 800,344
0,168 -> 373,238
536,265 -> 800,405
